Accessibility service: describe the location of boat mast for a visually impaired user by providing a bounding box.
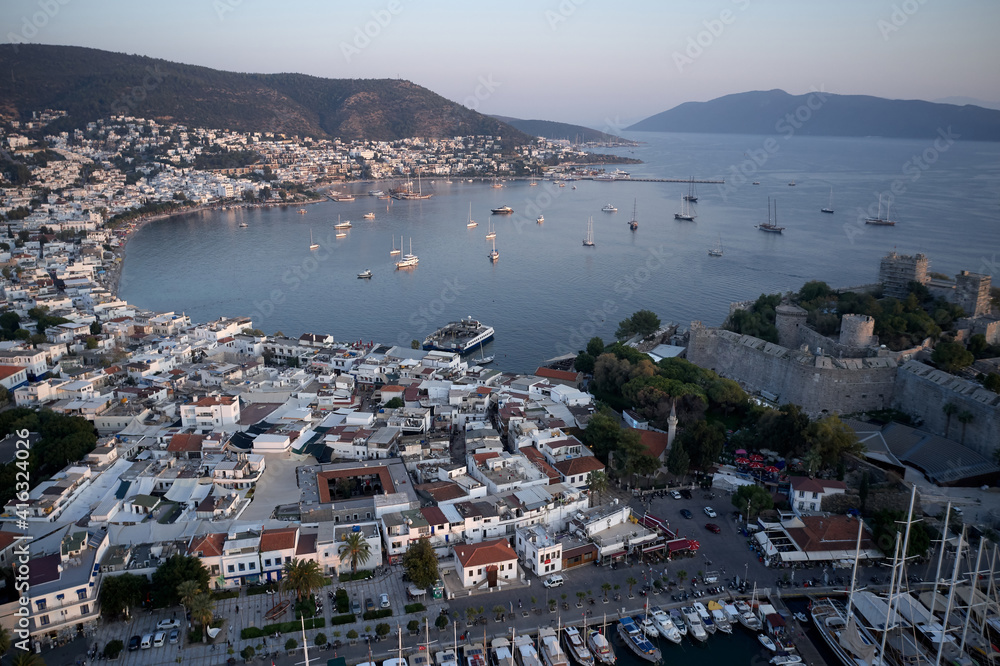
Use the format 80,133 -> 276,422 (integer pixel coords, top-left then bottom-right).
928,501 -> 952,618
959,537 -> 986,655
300,616 -> 311,666
878,533 -> 901,660
936,525 -> 966,666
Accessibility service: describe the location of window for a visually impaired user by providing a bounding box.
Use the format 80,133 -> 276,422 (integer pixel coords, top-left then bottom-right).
812,492 -> 818,499
77,589 -> 88,600
238,563 -> 246,571
478,568 -> 482,575
80,604 -> 89,615
227,565 -> 235,573
35,600 -> 46,610
249,562 -> 256,570
265,559 -> 271,567
40,615 -> 49,626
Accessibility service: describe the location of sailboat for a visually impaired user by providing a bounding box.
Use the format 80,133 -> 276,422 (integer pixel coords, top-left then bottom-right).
309,229 -> 319,250
489,236 -> 499,263
395,238 -> 418,269
684,178 -> 698,202
821,187 -> 834,214
629,199 -> 638,230
757,198 -> 785,233
587,614 -> 616,665
485,219 -> 496,240
674,195 -> 696,221
467,203 -> 477,228
390,235 -> 401,256
709,234 -> 724,256
476,341 -> 494,365
583,217 -> 595,246
865,194 -> 896,225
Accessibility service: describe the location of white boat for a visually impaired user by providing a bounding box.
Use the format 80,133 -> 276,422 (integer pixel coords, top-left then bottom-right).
390,235 -> 401,255
309,229 -> 319,250
758,634 -> 777,651
668,609 -> 688,637
536,214 -> 544,223
649,606 -> 682,645
694,601 -> 716,634
538,628 -> 568,666
616,617 -> 660,663
561,627 -> 593,666
638,614 -> 659,639
770,653 -> 803,665
357,269 -> 372,279
513,635 -> 542,666
792,612 -> 808,624
485,219 -> 496,240
465,643 -> 487,666
601,203 -> 617,212
757,197 -> 785,233
238,221 -> 248,228
363,212 -> 375,219
336,231 -> 346,238
586,629 -> 615,666
467,203 -> 477,228
709,601 -> 732,634
674,195 -> 696,221
865,193 -> 896,225
368,189 -> 385,197
709,235 -> 724,256
821,187 -> 834,214
788,180 -> 796,186
491,639 -> 514,666
489,236 -> 499,263
385,660 -> 409,666
681,606 -> 709,642
395,238 -> 418,269
334,215 -> 352,229
583,217 -> 595,246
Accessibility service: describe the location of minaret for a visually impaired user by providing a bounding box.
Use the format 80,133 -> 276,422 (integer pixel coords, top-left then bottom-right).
666,399 -> 678,458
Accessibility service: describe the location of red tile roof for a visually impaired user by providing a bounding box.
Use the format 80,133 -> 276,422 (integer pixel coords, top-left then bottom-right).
296,533 -> 318,556
415,481 -> 467,502
0,365 -> 25,381
421,506 -> 447,527
786,515 -> 875,553
192,395 -> 236,407
454,538 -> 517,568
521,446 -> 562,484
789,477 -> 846,494
260,527 -> 298,553
636,430 -> 670,459
534,367 -> 581,382
188,533 -> 226,558
167,433 -> 204,453
553,456 -> 605,477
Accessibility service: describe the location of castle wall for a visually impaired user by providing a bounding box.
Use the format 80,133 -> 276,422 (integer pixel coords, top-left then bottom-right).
892,361 -> 1000,459
687,322 -> 898,416
797,325 -> 875,361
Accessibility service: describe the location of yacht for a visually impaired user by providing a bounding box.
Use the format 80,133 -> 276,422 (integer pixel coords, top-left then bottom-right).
238,221 -> 248,228
668,609 -> 687,637
436,653 -> 458,666
536,214 -> 544,224
363,212 -> 375,219
649,606 -> 682,645
638,614 -> 659,639
513,635 -> 542,666
616,617 -> 661,663
583,217 -> 595,247
561,627 -> 593,666
395,238 -> 418,269
538,628 -> 568,666
368,189 -> 385,197
309,229 -> 319,250
810,597 -> 885,666
467,203 -> 477,228
709,601 -> 732,634
674,195 -> 696,221
586,630 -> 615,666
601,204 -> 617,212
865,193 -> 896,225
390,235 -> 401,255
681,606 -> 709,642
694,602 -> 716,634
756,198 -> 785,233
334,216 -> 352,229
490,639 -> 514,666
489,236 -> 499,263
735,599 -> 763,631
357,269 -> 372,279
491,205 -> 514,215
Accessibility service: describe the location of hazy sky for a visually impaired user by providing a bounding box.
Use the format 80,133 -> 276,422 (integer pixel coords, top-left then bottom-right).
4,0 -> 999,127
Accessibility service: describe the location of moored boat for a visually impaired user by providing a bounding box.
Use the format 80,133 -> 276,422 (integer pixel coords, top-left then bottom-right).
561,627 -> 593,666
709,601 -> 732,634
513,635 -> 542,666
357,269 -> 372,279
649,606 -> 683,645
638,614 -> 659,639
491,205 -> 514,215
616,617 -> 661,663
694,601 -> 717,634
681,606 -> 708,642
490,639 -> 514,666
538,628 -> 568,666
668,609 -> 688,637
586,630 -> 616,666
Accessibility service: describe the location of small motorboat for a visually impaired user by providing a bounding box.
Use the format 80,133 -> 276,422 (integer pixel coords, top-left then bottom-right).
792,612 -> 808,624
357,269 -> 373,279
758,634 -> 777,651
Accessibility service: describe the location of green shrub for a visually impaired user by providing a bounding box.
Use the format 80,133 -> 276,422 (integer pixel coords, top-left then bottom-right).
330,613 -> 357,626
347,629 -> 359,640
407,620 -> 419,632
285,638 -> 297,651
404,602 -> 426,614
241,646 -> 256,661
241,627 -> 265,640
435,615 -> 449,629
315,633 -> 327,647
363,608 -> 392,621
339,569 -> 374,582
212,589 -> 240,600
104,640 -> 124,659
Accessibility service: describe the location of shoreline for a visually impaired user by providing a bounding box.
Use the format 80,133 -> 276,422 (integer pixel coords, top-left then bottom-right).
105,197 -> 325,299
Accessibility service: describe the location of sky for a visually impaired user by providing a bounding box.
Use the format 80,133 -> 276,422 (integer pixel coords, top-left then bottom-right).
3,0 -> 1000,127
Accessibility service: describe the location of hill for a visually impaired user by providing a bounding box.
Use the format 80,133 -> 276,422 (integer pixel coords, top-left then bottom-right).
0,45 -> 531,144
490,115 -> 632,144
626,89 -> 1000,141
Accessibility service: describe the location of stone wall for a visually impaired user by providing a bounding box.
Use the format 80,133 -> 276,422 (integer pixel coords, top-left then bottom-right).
688,322 -> 898,416
892,360 -> 1000,459
797,325 -> 875,361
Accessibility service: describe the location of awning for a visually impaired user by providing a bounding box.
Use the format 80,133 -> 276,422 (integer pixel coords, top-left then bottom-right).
666,538 -> 697,553
605,551 -> 627,559
642,544 -> 665,553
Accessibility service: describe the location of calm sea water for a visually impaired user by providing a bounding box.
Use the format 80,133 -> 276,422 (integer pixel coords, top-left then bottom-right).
119,131 -> 1000,372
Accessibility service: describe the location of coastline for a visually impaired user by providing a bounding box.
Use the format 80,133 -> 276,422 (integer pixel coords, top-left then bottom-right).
103,197 -> 325,299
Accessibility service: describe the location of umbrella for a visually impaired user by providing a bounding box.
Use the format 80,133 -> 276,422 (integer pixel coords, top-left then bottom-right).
765,466 -> 780,474
735,449 -> 747,455
736,457 -> 749,465
750,461 -> 765,469
750,454 -> 765,462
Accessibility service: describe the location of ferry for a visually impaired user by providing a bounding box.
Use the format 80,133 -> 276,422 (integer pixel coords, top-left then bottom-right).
616,617 -> 660,663
561,627 -> 593,666
538,628 -> 568,666
586,629 -> 616,665
422,317 -> 494,353
491,205 -> 514,215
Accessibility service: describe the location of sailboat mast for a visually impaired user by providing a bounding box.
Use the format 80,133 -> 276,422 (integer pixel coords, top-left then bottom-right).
935,525 -> 966,666
959,537 -> 986,655
878,534 -> 901,660
847,517 -> 864,617
928,501 -> 952,618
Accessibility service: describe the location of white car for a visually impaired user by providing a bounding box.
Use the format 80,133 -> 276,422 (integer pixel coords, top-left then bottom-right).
703,507 -> 717,518
156,619 -> 181,630
543,575 -> 564,588
670,490 -> 682,500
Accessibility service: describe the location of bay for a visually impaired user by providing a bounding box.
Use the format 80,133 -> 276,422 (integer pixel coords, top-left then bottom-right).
119,131 -> 1000,372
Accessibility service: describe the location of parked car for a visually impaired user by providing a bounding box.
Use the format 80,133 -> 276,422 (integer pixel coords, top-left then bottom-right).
352,599 -> 361,615
680,509 -> 693,519
704,507 -> 717,518
543,575 -> 565,588
169,629 -> 180,644
140,634 -> 153,650
379,593 -> 390,609
670,490 -> 682,500
365,597 -> 375,612
156,619 -> 180,630
153,632 -> 166,648
705,523 -> 721,534
128,636 -> 141,652
680,489 -> 693,499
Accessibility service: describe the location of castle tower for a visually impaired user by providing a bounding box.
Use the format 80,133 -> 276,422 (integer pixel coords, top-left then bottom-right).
666,400 -> 678,458
955,270 -> 991,318
775,303 -> 808,349
878,251 -> 929,299
839,314 -> 876,348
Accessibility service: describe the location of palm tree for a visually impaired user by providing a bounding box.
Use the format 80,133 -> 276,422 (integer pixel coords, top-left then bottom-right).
601,582 -> 612,601
339,532 -> 373,575
677,570 -> 688,586
625,576 -> 638,596
803,449 -> 823,476
943,402 -> 958,437
588,470 -> 609,508
958,411 -> 974,444
189,592 -> 216,643
493,604 -> 505,620
177,579 -> 200,614
11,652 -> 43,666
281,558 -> 326,603
0,626 -> 11,655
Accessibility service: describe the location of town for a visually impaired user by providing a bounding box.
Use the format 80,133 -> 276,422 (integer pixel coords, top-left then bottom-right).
1,109 -> 1000,666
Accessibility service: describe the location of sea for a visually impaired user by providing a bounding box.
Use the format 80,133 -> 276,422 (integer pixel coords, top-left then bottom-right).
119,130 -> 1000,372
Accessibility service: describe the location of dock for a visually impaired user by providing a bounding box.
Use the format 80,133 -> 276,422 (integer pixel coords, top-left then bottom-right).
768,593 -> 829,666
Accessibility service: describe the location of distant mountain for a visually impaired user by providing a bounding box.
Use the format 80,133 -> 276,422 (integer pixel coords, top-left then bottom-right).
627,89 -> 1000,141
0,45 -> 531,143
933,96 -> 1000,112
490,115 -> 630,143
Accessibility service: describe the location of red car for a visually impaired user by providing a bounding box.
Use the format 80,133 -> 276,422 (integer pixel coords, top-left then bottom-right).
705,523 -> 721,534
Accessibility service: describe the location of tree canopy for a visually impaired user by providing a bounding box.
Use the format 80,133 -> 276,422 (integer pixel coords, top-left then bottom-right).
150,555 -> 209,608
402,538 -> 439,589
732,484 -> 774,520
615,310 -> 661,339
